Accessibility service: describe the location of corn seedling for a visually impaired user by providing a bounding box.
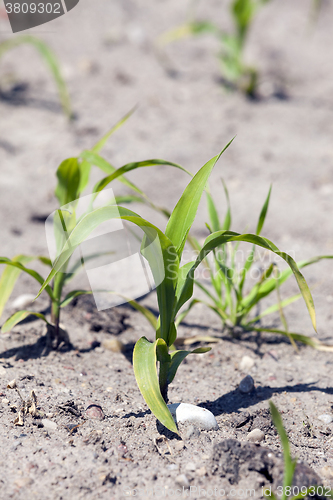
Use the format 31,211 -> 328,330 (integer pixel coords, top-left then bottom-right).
160,0 -> 271,97
35,141 -> 319,434
0,35 -> 71,118
183,182 -> 333,351
268,401 -> 332,500
0,111 -> 187,348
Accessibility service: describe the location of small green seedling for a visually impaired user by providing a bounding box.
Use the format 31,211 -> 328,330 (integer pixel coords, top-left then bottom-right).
160,0 -> 271,97
0,110 -> 185,348
268,400 -> 332,500
184,182 -> 333,351
36,141 -> 319,433
0,35 -> 71,118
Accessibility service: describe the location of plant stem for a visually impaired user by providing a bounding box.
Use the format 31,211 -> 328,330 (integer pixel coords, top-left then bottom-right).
51,272 -> 66,347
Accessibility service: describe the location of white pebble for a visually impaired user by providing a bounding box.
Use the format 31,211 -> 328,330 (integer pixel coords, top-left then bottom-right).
318,414 -> 333,424
239,355 -> 255,372
239,375 -> 255,393
42,419 -> 57,431
247,428 -> 265,442
175,474 -> 189,488
12,294 -> 35,310
168,403 -> 218,431
1,398 -> 9,404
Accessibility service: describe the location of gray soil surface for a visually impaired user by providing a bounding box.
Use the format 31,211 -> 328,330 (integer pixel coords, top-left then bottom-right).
1,0 -> 333,498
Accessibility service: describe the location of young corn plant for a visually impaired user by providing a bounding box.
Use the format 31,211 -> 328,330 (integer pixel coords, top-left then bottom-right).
0,35 -> 71,118
268,401 -> 331,500
0,111 -> 186,348
184,182 -> 333,351
35,143 -> 319,434
160,0 -> 271,97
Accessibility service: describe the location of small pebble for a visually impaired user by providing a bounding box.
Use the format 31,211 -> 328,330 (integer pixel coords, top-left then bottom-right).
196,466 -> 207,477
185,425 -> 201,440
239,355 -> 255,372
45,413 -> 54,418
41,419 -> 57,431
185,462 -> 196,472
166,464 -> 178,471
85,404 -> 104,420
247,428 -> 265,443
239,375 -> 255,394
12,294 -> 35,310
168,403 -> 218,431
102,339 -> 124,353
1,398 -> 9,404
318,414 -> 333,424
175,474 -> 190,488
320,466 -> 333,479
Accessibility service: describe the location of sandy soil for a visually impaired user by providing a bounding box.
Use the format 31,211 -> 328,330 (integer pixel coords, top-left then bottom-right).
1,0 -> 333,498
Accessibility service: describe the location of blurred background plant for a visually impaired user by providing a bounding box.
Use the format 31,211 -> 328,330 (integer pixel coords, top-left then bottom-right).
0,35 -> 72,118
159,0 -> 271,97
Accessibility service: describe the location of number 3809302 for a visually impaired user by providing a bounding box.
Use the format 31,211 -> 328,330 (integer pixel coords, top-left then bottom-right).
5,3 -> 61,14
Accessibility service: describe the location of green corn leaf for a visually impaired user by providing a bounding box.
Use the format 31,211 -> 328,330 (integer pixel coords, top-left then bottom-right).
0,35 -> 71,118
222,179 -> 232,231
133,336 -> 178,434
167,347 -> 211,384
238,185 -> 271,292
176,231 -> 317,332
93,159 -> 190,195
247,293 -> 302,323
256,185 -> 272,235
0,257 -> 55,304
91,107 -> 136,154
206,191 -> 220,233
1,310 -> 49,333
269,401 -> 297,500
166,140 -> 234,256
80,151 -> 144,196
55,158 -> 81,206
35,206 -> 179,345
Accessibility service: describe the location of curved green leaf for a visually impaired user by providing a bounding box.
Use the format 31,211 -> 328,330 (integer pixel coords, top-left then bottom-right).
242,255 -> 333,312
1,310 -> 49,333
0,257 -> 55,304
93,159 -> 190,195
133,337 -> 178,434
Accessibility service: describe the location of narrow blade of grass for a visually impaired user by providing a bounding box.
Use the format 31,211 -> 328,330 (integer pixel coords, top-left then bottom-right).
1,310 -> 49,333
0,35 -> 71,118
